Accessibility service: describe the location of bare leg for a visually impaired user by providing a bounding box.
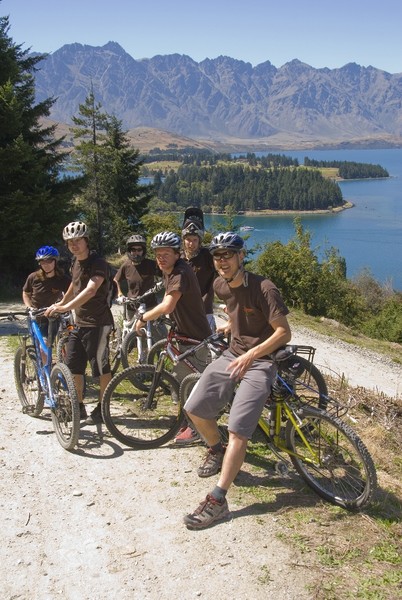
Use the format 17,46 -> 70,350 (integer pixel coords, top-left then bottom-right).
187,413 -> 221,447
99,372 -> 111,402
217,431 -> 248,491
73,374 -> 85,403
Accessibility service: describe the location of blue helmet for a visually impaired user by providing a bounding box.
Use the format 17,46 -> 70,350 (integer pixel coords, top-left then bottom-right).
35,246 -> 59,261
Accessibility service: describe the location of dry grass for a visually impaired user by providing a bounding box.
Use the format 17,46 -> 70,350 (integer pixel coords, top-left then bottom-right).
238,378 -> 402,599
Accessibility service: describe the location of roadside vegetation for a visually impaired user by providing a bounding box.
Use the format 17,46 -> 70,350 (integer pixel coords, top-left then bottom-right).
240,373 -> 401,600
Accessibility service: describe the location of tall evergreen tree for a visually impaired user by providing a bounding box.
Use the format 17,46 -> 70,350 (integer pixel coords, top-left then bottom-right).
0,12 -> 78,273
71,95 -> 153,254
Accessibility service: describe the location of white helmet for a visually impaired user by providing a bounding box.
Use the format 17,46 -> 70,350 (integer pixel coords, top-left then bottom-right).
63,221 -> 88,240
151,231 -> 181,250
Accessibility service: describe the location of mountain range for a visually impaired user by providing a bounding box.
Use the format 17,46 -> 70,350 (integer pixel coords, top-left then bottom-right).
33,42 -> 402,150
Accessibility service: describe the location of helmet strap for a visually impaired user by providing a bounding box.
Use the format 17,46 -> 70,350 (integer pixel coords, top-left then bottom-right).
227,266 -> 243,284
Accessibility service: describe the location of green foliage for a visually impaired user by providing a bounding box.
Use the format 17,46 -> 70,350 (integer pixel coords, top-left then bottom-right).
0,14 -> 78,273
70,94 -> 153,255
361,295 -> 402,343
304,157 -> 389,178
154,159 -> 343,212
251,218 -> 365,326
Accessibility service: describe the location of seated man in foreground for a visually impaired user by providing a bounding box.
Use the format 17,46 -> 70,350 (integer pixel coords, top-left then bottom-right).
183,232 -> 291,530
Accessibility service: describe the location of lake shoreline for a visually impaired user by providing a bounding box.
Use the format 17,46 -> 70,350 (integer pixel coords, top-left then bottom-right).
206,201 -> 354,217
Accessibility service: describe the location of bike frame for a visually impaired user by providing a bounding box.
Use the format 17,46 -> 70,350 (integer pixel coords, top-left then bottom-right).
24,311 -> 58,410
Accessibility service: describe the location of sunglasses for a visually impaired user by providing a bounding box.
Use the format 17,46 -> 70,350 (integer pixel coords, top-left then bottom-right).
128,247 -> 144,253
213,250 -> 236,260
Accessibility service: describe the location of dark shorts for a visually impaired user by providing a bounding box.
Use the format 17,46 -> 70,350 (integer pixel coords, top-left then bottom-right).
184,350 -> 277,439
65,326 -> 112,377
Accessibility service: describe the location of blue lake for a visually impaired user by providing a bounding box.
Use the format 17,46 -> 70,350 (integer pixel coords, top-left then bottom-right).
204,149 -> 402,291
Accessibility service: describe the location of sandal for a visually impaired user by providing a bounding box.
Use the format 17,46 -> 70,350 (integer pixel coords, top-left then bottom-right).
197,448 -> 225,478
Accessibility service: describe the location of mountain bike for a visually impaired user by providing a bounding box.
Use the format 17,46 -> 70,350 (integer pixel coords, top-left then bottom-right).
12,308 -> 80,451
179,345 -> 377,510
101,325 -> 228,449
118,280 -> 166,369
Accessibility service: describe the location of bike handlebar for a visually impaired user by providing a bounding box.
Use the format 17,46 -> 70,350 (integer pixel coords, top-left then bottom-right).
175,332 -> 228,362
117,280 -> 165,308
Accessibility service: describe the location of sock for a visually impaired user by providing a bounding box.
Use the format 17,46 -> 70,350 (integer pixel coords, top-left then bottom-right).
211,486 -> 227,503
210,441 -> 224,454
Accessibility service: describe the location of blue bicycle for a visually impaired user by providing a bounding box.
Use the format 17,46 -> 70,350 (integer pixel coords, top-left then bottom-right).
13,308 -> 80,450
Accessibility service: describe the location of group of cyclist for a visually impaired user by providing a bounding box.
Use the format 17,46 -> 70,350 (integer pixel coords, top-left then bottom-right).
22,207 -> 291,530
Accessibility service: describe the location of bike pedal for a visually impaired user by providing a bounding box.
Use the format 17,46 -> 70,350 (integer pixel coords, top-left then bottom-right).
22,405 -> 36,415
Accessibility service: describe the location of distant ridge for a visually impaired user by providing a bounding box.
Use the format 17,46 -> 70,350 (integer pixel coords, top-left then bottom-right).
34,42 -> 402,149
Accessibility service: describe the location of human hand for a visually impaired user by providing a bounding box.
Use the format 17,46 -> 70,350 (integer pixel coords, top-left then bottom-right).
226,350 -> 254,380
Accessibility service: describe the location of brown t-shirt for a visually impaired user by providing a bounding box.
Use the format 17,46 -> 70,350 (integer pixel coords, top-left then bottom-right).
181,247 -> 215,314
114,258 -> 159,308
214,272 -> 289,357
163,258 -> 211,341
23,271 -> 71,309
71,254 -> 114,327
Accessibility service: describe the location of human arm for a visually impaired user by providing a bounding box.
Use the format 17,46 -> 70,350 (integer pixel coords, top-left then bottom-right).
22,291 -> 32,308
226,315 -> 291,380
135,290 -> 182,334
45,276 -> 105,317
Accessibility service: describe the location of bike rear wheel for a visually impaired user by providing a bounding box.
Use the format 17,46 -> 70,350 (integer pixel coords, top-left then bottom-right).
102,365 -> 183,449
281,356 -> 328,410
286,405 -> 377,510
14,345 -> 44,417
50,362 -> 80,451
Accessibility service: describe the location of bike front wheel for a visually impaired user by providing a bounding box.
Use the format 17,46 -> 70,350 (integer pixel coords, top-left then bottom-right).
102,365 -> 183,449
50,362 -> 80,451
286,405 -> 377,510
14,345 -> 44,417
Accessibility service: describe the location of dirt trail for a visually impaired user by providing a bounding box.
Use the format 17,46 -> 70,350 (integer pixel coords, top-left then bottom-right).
1,304 -> 400,599
0,337 -> 313,600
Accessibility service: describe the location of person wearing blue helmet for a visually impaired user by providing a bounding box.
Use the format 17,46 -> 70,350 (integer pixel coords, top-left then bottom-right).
22,245 -> 71,343
183,232 -> 291,529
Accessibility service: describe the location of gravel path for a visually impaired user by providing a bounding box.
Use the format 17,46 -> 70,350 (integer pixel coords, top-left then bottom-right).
0,302 -> 400,599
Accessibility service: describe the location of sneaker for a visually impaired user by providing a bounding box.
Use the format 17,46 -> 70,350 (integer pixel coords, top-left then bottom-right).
197,448 -> 225,478
183,494 -> 229,530
79,403 -> 88,420
84,403 -> 104,425
174,426 -> 201,446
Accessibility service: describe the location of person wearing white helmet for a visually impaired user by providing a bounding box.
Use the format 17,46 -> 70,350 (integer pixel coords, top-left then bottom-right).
135,231 -> 211,381
175,208 -> 217,445
45,221 -> 114,424
183,232 -> 291,530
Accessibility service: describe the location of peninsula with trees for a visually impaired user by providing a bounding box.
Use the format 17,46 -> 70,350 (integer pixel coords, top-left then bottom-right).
142,151 -> 389,214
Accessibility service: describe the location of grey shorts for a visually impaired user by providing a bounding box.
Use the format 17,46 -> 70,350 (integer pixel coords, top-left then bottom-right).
184,350 -> 277,439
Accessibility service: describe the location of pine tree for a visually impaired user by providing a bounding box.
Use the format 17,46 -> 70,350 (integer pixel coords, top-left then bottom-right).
71,94 -> 153,254
0,13 -> 78,273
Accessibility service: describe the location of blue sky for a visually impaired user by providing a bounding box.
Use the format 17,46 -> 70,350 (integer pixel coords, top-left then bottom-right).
2,0 -> 401,73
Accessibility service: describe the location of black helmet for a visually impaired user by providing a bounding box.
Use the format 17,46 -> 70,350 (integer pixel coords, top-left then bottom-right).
209,232 -> 245,254
182,219 -> 205,240
151,231 -> 181,250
